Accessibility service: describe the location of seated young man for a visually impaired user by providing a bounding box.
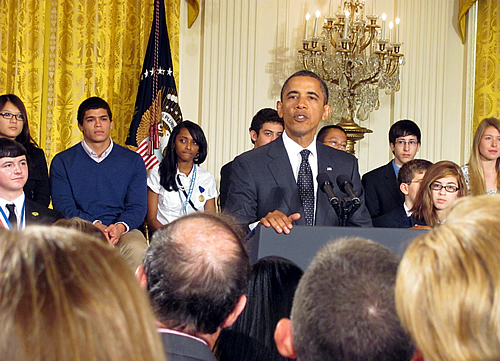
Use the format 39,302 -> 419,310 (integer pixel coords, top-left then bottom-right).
0,138 -> 63,229
50,97 -> 147,269
362,119 -> 421,221
219,108 -> 284,210
317,124 -> 348,152
373,159 -> 432,228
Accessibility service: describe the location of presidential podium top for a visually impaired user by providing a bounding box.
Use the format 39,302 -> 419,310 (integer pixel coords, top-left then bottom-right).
247,225 -> 428,270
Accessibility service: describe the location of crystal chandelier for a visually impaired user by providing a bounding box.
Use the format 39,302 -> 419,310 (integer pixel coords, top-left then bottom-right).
299,0 -> 405,154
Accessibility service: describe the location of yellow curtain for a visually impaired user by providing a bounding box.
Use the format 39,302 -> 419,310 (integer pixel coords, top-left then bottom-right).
458,0 -> 477,43
474,0 -> 500,128
0,0 -> 180,161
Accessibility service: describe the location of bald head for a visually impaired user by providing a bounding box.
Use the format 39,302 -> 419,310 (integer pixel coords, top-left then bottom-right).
143,213 -> 251,334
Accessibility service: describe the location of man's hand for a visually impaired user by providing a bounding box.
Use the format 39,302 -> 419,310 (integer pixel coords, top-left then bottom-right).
105,223 -> 126,245
94,222 -> 113,245
260,211 -> 301,234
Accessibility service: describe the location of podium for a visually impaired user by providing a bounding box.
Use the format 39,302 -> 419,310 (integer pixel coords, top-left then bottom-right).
246,225 -> 428,270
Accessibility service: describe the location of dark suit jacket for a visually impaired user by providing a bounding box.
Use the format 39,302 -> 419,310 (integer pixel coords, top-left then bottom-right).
362,161 -> 404,220
25,144 -> 51,207
372,205 -> 414,228
225,137 -> 372,227
26,199 -> 64,225
219,160 -> 233,211
160,331 -> 217,361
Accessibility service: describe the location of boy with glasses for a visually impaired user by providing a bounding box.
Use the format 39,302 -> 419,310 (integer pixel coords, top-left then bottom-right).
362,119 -> 421,221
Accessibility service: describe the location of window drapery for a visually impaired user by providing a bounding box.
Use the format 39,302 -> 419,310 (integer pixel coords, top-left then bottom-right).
0,0 -> 181,160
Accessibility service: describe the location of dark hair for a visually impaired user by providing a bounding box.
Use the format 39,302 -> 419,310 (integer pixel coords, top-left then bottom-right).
215,256 -> 303,361
317,124 -> 347,143
249,108 -> 284,144
411,160 -> 467,228
388,119 -> 421,145
143,212 -> 251,335
0,138 -> 27,159
77,97 -> 112,125
159,120 -> 208,191
0,94 -> 37,147
397,159 -> 433,185
291,237 -> 414,361
280,70 -> 329,105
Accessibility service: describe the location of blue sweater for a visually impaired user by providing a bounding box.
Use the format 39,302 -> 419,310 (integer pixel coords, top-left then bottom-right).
50,143 -> 147,229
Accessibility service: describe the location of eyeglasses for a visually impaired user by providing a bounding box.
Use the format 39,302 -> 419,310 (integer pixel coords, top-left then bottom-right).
430,182 -> 460,193
0,112 -> 24,121
395,139 -> 419,147
328,141 -> 347,150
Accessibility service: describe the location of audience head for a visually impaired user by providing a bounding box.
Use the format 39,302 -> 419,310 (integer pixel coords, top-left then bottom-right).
396,195 -> 500,361
275,237 -> 414,361
389,120 -> 421,166
77,96 -> 112,125
317,124 -> 348,151
0,94 -> 35,147
140,212 -> 251,339
54,217 -> 108,243
411,160 -> 466,227
0,226 -> 165,361
215,256 -> 303,361
398,159 -> 433,208
249,108 -> 284,147
467,117 -> 500,194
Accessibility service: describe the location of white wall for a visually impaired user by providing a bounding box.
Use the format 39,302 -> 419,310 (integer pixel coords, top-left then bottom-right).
179,0 -> 471,183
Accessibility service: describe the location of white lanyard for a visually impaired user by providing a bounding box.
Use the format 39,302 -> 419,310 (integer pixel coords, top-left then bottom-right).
0,200 -> 26,230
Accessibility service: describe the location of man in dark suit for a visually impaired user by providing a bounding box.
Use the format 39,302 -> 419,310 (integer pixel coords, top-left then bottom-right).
225,70 -> 371,233
274,237 -> 416,361
136,213 -> 251,361
373,159 -> 432,228
219,108 -> 283,210
0,138 -> 62,230
362,119 -> 421,221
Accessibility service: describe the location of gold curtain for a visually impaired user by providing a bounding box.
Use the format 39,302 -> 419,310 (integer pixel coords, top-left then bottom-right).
474,0 -> 500,128
0,0 -> 181,161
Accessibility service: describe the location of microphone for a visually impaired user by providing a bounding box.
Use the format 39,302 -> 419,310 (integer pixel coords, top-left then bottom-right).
317,173 -> 340,206
336,174 -> 360,205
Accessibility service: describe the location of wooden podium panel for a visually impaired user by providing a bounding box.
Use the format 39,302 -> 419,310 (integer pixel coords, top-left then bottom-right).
247,225 -> 428,270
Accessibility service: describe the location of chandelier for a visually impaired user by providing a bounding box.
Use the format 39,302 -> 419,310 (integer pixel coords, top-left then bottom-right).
299,0 -> 404,154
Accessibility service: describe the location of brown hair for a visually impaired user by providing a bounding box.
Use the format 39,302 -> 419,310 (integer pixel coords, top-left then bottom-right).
466,117 -> 500,194
54,217 -> 108,243
411,160 -> 467,227
0,226 -> 165,361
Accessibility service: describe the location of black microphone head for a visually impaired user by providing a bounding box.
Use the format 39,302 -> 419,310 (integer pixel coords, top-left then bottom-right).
336,174 -> 352,193
317,173 -> 333,192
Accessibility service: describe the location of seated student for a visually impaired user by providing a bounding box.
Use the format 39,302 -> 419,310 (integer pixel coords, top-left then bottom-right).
0,225 -> 166,361
461,117 -> 500,195
0,138 -> 62,230
374,159 -> 432,228
396,195 -> 500,361
50,97 -> 147,270
214,256 -> 303,361
0,94 -> 51,207
220,108 -> 284,210
317,124 -> 348,151
362,120 -> 421,220
147,121 -> 217,232
411,160 -> 467,228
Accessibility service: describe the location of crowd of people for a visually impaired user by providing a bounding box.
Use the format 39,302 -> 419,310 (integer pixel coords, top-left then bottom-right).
1,70 -> 500,360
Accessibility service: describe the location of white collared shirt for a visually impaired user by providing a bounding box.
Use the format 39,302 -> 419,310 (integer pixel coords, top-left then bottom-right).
404,202 -> 412,217
282,130 -> 318,221
157,328 -> 209,347
81,138 -> 114,163
0,193 -> 26,230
